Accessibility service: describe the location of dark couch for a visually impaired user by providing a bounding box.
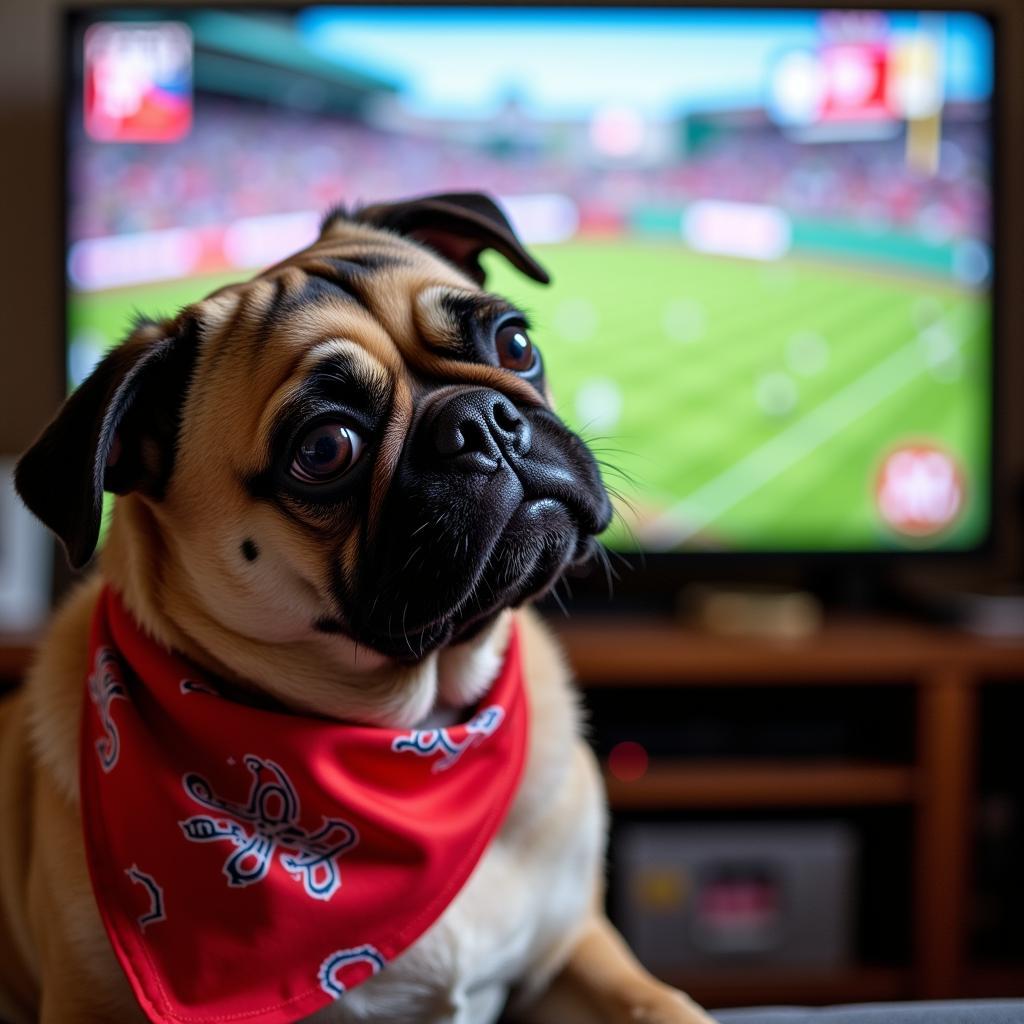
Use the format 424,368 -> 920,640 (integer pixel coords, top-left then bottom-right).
715,1001 -> 1024,1023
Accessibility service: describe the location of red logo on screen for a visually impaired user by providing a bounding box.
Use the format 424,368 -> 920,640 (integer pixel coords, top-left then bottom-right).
875,444 -> 965,537
84,22 -> 193,143
820,43 -> 890,122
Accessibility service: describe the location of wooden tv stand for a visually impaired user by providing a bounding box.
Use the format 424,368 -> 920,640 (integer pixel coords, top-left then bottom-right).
554,615 -> 1024,1008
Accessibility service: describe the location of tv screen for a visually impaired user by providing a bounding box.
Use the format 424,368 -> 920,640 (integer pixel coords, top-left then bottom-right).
65,6 -> 996,554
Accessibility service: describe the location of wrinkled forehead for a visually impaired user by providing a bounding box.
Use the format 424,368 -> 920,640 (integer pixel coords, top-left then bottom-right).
189,223 -> 543,462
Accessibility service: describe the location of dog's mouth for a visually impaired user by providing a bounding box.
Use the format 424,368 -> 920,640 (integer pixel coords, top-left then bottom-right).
344,403 -> 611,661
446,497 -> 604,641
353,495 -> 601,662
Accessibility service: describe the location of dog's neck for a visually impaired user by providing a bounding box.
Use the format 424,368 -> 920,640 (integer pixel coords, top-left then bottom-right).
100,496 -> 512,729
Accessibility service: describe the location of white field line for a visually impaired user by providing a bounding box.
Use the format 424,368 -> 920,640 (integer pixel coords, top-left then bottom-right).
644,325 -> 960,549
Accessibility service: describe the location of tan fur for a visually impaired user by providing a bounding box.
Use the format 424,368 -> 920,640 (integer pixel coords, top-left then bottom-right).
0,217 -> 714,1023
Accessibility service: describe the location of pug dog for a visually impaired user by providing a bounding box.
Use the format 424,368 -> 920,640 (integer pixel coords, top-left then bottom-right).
0,193 -> 714,1024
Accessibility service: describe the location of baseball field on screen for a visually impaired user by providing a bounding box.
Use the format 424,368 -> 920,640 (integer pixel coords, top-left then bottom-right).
67,240 -> 991,553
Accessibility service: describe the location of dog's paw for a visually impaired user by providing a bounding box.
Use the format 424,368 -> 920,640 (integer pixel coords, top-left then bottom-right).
617,984 -> 718,1024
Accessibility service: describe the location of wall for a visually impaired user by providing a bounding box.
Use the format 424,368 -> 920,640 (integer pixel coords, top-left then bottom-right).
0,0 -> 63,454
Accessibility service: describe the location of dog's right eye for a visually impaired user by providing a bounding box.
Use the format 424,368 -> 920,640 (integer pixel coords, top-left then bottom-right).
289,422 -> 365,484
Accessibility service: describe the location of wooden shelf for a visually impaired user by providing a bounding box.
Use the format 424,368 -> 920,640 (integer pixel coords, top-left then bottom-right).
566,615 -> 1024,1002
7,620 -> 1024,685
604,759 -> 916,809
555,617 -> 1024,685
662,965 -> 912,1009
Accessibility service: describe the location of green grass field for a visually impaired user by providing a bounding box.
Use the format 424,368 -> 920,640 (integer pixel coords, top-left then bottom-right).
68,240 -> 991,552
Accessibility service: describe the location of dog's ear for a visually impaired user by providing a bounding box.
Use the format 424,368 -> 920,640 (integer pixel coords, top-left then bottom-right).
15,314 -> 201,569
351,192 -> 551,287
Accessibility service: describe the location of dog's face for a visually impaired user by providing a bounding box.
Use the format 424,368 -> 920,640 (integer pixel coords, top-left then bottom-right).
17,194 -> 611,662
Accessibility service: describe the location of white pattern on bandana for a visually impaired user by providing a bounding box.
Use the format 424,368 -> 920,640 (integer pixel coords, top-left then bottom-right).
178,755 -> 358,900
125,864 -> 167,930
318,944 -> 386,998
88,647 -> 127,772
391,705 -> 504,772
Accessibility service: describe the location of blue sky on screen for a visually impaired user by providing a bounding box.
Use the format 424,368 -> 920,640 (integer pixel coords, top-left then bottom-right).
299,7 -> 993,121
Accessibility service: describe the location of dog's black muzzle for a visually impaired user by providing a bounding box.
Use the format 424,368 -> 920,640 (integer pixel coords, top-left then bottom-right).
351,387 -> 611,659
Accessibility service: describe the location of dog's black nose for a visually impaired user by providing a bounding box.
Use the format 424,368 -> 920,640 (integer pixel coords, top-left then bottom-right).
427,389 -> 531,473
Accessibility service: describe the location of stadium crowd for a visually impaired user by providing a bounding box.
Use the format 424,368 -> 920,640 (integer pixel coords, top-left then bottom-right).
69,98 -> 990,247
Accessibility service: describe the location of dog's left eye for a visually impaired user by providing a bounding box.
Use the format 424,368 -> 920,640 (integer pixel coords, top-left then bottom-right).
289,423 -> 365,484
495,323 -> 537,373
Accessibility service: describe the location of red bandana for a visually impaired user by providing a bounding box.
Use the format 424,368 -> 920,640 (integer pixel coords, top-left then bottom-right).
80,586 -> 528,1024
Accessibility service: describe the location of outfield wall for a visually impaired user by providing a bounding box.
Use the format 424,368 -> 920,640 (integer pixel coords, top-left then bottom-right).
629,204 -> 988,283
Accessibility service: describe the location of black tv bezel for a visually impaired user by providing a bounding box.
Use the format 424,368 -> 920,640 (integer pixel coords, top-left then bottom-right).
60,2 -> 1005,575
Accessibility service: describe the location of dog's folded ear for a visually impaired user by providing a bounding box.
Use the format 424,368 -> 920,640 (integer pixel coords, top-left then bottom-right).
351,192 -> 551,287
15,314 -> 201,569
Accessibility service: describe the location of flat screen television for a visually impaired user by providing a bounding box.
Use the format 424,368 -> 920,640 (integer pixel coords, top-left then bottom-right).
64,5 -> 998,562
